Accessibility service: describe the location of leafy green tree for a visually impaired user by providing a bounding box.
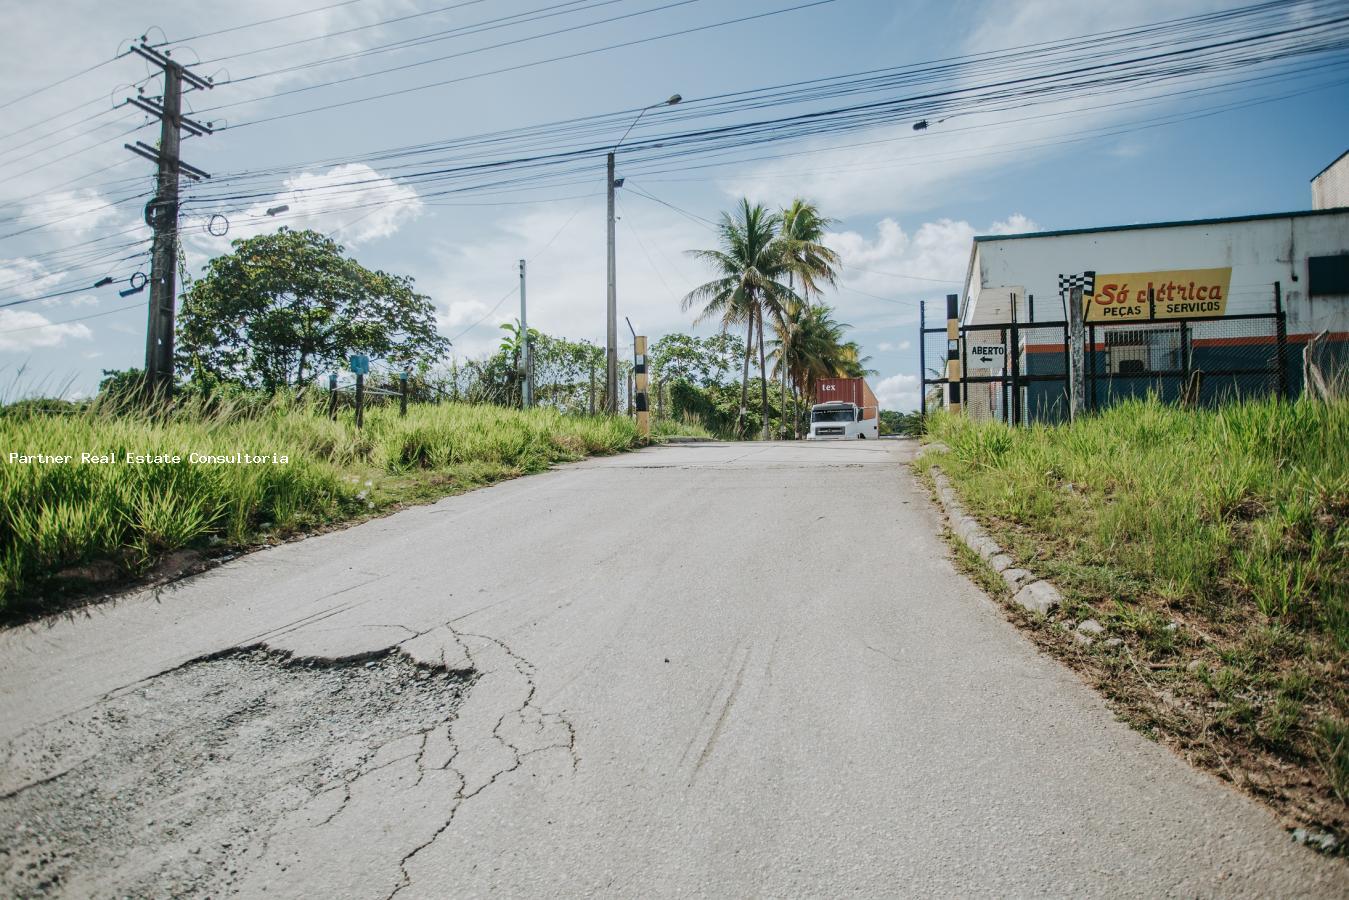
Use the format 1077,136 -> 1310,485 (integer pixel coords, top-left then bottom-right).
96,368 -> 146,403
879,409 -> 923,436
649,332 -> 745,389
177,229 -> 448,391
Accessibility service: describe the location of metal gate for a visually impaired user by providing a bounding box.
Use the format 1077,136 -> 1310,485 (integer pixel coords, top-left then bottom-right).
920,289 -> 1289,425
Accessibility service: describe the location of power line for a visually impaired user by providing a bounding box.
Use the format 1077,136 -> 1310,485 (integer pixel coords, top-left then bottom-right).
0,272 -> 140,310
217,0 -> 839,127
199,0 -> 584,68
216,0 -> 692,91
0,300 -> 144,335
616,194 -> 679,303
0,52 -> 127,113
446,196 -> 593,343
152,0 -> 374,48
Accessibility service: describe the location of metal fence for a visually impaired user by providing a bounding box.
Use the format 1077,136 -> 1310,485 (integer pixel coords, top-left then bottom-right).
920,289 -> 1291,425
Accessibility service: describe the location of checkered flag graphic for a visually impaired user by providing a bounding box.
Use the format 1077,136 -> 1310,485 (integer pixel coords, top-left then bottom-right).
1057,271 -> 1096,296
1057,271 -> 1096,320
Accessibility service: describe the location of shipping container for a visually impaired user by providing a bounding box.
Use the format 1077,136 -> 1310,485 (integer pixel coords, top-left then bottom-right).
814,377 -> 878,420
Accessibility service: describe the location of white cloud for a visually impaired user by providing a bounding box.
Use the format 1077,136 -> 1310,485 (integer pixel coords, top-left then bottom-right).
827,214 -> 1035,306
727,0 -> 1233,217
185,163 -> 424,269
422,197 -> 713,361
0,309 -> 92,351
0,258 -> 65,300
874,373 -> 920,412
20,189 -> 117,237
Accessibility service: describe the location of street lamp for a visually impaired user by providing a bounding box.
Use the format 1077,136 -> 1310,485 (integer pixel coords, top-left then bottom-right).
606,93 -> 680,413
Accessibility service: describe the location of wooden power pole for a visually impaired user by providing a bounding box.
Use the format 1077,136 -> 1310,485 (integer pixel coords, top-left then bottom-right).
123,44 -> 214,401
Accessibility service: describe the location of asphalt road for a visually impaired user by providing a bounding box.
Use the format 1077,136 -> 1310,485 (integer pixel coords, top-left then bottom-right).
1,440 -> 1344,898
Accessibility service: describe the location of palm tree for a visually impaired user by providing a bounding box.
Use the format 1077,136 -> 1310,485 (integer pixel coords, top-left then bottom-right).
777,199 -> 840,301
836,341 -> 877,379
769,302 -> 855,435
683,200 -> 797,438
772,199 -> 840,437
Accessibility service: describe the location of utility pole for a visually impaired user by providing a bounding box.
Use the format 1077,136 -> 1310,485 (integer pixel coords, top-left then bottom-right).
519,259 -> 532,409
605,152 -> 619,413
604,94 -> 680,415
123,43 -> 214,401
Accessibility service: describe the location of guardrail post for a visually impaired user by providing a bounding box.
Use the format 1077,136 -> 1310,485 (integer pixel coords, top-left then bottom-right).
328,372 -> 337,421
399,370 -> 409,417
946,294 -> 962,414
634,335 -> 649,438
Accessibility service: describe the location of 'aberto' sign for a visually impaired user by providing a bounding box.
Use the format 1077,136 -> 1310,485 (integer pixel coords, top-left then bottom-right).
1084,267 -> 1232,321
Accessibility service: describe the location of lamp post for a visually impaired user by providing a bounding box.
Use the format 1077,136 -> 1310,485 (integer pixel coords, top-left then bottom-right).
606,93 -> 680,413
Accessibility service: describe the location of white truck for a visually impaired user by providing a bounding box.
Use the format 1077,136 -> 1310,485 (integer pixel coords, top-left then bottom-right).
807,400 -> 879,440
806,377 -> 880,440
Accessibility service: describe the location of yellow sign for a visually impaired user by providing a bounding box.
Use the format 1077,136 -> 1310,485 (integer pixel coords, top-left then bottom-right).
1085,268 -> 1232,321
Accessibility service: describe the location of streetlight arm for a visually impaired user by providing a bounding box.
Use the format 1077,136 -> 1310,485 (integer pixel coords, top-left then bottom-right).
613,94 -> 681,152
613,106 -> 651,153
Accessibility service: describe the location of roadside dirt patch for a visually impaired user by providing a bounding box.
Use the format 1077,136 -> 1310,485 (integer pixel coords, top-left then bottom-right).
0,648 -> 470,898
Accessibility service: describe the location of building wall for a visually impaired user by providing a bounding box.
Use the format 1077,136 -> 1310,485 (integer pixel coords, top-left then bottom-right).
955,210 -> 1349,417
964,210 -> 1349,337
1313,151 -> 1349,210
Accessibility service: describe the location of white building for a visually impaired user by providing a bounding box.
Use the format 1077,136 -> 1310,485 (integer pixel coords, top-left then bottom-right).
955,207 -> 1349,419
1313,150 -> 1349,210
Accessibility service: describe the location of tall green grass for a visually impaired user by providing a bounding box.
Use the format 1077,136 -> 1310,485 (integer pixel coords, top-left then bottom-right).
0,397 -> 639,616
926,396 -> 1349,808
929,397 -> 1348,644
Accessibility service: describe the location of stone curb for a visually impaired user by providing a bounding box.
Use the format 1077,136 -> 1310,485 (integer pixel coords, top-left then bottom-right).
926,466 -> 1062,616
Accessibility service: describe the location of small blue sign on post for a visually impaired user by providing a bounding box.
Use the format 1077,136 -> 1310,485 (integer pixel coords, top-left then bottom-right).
349,354 -> 370,374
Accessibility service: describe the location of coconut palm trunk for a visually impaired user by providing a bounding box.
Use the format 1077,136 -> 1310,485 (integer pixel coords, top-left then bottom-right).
757,307 -> 771,441
738,307 -> 754,438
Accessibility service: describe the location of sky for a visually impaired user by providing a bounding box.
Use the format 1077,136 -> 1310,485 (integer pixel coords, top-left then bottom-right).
1,0 -> 1346,411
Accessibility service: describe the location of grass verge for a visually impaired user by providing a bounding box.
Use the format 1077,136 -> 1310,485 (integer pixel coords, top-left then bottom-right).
922,396 -> 1348,850
0,397 -> 640,621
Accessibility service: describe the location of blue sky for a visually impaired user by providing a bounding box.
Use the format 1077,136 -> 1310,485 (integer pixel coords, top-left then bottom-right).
1,0 -> 1346,409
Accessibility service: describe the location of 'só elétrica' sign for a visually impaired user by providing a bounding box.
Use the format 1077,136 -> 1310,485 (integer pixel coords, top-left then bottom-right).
1084,267 -> 1232,321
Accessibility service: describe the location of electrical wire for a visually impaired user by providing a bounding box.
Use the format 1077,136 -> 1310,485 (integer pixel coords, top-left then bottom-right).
214,0 -> 839,127
445,196 -> 594,343
151,0 -> 374,48
0,301 -> 144,335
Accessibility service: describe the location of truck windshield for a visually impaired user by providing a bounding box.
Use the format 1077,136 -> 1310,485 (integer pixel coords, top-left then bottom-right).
812,408 -> 855,423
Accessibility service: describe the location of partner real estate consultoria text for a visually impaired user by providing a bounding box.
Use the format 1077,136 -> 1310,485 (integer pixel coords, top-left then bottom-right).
6,451 -> 292,465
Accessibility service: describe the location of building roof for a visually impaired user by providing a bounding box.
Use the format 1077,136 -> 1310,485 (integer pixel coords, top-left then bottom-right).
1311,149 -> 1349,182
972,206 -> 1349,244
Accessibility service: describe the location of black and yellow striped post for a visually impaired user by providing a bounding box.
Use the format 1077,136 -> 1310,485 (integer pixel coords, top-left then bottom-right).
634,335 -> 650,438
945,293 -> 962,414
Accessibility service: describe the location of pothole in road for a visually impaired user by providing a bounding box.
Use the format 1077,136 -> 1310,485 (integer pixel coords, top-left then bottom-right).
0,648 -> 471,899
